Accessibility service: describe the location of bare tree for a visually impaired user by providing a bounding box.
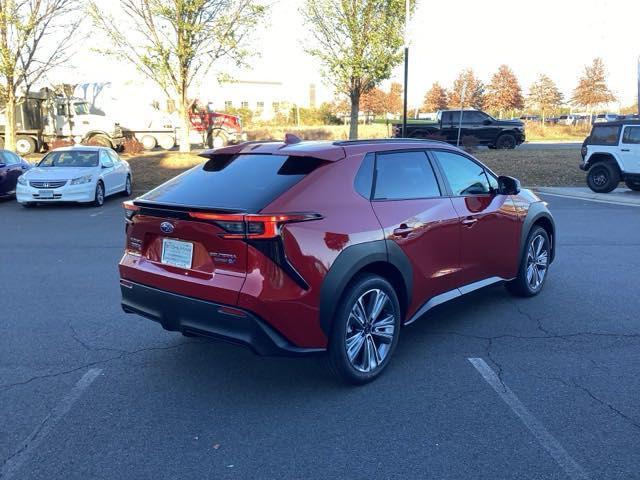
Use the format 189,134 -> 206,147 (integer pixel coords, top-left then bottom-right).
89,0 -> 266,152
0,0 -> 81,151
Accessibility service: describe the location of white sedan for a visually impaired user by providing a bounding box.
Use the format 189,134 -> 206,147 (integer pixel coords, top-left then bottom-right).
16,146 -> 132,207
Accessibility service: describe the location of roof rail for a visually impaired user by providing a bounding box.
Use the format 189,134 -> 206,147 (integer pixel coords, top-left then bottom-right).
332,138 -> 452,147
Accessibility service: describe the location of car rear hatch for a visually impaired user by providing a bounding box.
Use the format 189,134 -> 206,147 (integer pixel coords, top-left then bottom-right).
120,146 -> 334,305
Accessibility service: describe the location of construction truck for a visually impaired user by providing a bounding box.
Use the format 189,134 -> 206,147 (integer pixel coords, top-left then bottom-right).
0,88 -> 124,155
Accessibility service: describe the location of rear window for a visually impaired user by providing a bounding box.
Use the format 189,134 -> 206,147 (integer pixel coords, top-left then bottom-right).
589,125 -> 620,145
139,154 -> 323,212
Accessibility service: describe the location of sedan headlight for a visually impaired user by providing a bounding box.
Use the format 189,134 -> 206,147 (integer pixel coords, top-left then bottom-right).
70,175 -> 93,185
17,175 -> 27,186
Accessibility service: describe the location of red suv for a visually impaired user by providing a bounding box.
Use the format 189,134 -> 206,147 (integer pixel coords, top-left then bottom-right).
119,137 -> 555,384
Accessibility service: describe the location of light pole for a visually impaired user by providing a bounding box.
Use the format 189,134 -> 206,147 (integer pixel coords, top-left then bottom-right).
401,0 -> 409,137
637,55 -> 640,115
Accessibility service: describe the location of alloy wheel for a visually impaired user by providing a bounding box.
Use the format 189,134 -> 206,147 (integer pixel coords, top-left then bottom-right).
345,288 -> 397,373
526,234 -> 548,290
591,168 -> 608,187
96,184 -> 104,205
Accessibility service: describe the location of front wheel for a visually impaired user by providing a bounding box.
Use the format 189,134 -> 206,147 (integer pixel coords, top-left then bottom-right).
328,274 -> 401,385
625,179 -> 640,191
93,181 -> 105,207
121,175 -> 132,197
587,163 -> 619,193
506,226 -> 550,297
16,136 -> 36,155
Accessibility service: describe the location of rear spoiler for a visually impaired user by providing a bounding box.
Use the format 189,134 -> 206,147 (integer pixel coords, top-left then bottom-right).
199,138 -> 346,162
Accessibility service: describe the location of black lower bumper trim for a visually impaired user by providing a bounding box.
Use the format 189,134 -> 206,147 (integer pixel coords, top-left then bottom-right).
120,280 -> 324,357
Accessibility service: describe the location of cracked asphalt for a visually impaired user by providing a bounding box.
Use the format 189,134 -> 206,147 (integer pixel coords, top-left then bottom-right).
1,193 -> 639,479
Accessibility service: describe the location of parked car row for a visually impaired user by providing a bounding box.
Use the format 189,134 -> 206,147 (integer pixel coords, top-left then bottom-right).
0,146 -> 132,207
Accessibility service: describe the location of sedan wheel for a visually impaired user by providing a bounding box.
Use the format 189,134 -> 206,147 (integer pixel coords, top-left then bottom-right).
93,182 -> 105,207
121,176 -> 132,196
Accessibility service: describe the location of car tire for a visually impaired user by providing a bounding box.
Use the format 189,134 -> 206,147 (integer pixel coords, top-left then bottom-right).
121,175 -> 132,197
506,226 -> 551,297
495,133 -> 517,149
587,162 -> 619,193
93,181 -> 105,207
327,274 -> 401,385
158,135 -> 175,151
16,136 -> 36,155
625,179 -> 640,191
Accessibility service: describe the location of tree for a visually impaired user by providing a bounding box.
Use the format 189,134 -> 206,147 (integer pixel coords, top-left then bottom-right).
0,0 -> 81,152
302,0 -> 412,139
484,65 -> 524,118
385,82 -> 403,116
571,57 -> 616,114
89,0 -> 266,153
449,69 -> 484,110
360,87 -> 386,116
422,82 -> 448,112
527,74 -> 563,121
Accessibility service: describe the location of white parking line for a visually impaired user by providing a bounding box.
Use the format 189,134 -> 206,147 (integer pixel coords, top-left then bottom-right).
538,191 -> 640,208
1,368 -> 103,479
468,358 -> 590,480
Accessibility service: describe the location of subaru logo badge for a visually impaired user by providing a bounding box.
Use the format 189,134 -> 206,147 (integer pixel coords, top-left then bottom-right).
160,222 -> 174,234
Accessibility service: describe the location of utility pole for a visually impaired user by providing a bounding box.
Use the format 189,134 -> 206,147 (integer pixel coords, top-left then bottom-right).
401,0 -> 409,137
456,83 -> 466,147
637,56 -> 640,115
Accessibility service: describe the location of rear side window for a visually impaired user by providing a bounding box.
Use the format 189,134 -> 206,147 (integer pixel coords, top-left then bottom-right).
140,154 -> 323,212
434,151 -> 491,196
373,151 -> 440,200
589,125 -> 620,145
622,127 -> 640,144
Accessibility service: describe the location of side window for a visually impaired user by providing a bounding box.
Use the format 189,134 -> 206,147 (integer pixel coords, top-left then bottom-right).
590,126 -> 620,145
622,127 -> 640,144
354,153 -> 374,199
108,150 -> 120,164
101,151 -> 114,168
434,151 -> 491,196
373,151 -> 441,200
464,111 -> 487,123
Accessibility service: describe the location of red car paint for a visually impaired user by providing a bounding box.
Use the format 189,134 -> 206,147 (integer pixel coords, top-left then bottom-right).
119,138 -> 554,354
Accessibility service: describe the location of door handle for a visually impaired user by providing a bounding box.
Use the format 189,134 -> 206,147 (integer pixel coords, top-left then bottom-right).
621,149 -> 630,152
461,217 -> 478,227
393,224 -> 414,237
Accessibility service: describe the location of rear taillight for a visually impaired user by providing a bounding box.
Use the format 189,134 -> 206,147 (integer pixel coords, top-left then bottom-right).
123,200 -> 140,221
188,212 -> 322,239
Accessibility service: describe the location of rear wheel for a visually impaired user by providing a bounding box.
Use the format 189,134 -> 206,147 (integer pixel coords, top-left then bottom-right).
328,274 -> 401,385
121,175 -> 132,197
625,179 -> 640,191
16,136 -> 36,155
140,135 -> 157,150
506,226 -> 550,297
158,135 -> 175,150
587,162 -> 619,193
495,133 -> 517,149
93,181 -> 105,207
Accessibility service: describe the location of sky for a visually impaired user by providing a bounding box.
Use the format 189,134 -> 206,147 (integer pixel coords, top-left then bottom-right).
71,0 -> 639,109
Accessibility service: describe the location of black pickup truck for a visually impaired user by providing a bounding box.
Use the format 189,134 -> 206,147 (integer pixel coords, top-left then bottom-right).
393,109 -> 526,149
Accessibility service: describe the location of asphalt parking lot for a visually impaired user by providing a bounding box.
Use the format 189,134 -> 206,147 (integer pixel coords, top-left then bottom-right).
2,193 -> 640,480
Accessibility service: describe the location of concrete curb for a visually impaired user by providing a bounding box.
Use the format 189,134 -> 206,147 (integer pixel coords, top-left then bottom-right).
535,187 -> 640,207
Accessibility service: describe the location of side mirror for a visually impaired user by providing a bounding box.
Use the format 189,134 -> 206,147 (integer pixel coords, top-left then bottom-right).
497,175 -> 521,195
482,119 -> 492,125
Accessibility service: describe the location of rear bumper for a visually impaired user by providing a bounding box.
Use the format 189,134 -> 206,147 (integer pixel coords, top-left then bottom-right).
120,280 -> 324,357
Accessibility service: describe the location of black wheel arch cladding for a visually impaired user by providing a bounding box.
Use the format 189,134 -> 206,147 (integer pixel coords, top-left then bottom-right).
520,202 -> 556,264
319,239 -> 412,337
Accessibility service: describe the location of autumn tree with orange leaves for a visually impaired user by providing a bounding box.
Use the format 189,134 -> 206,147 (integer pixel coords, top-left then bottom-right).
571,57 -> 616,115
484,65 -> 524,119
449,69 -> 484,110
422,82 -> 448,112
